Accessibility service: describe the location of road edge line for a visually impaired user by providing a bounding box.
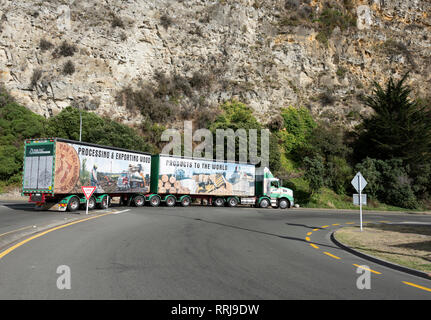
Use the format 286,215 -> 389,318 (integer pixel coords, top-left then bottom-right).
330,231 -> 431,282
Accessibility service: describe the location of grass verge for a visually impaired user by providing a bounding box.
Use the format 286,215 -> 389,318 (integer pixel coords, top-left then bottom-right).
335,224 -> 431,273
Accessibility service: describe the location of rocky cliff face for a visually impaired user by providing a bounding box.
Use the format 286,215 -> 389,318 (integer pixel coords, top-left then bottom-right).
0,0 -> 430,127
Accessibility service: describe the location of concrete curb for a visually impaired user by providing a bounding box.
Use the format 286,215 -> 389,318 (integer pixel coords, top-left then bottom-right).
330,231 -> 431,282
293,207 -> 431,215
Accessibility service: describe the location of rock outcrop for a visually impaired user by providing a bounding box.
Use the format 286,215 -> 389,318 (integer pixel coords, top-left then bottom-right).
0,0 -> 430,127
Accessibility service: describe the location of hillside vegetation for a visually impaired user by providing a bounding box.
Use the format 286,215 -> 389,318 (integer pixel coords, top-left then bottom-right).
1,75 -> 431,210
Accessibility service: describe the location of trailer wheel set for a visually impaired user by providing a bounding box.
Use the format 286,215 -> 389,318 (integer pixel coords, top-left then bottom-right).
61,194 -> 290,211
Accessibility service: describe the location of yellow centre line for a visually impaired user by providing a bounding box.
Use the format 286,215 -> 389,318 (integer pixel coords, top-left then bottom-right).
309,243 -> 319,249
353,264 -> 382,275
321,225 -> 329,228
313,228 -> 320,231
402,281 -> 431,293
0,212 -> 113,260
332,223 -> 340,226
307,232 -> 312,236
305,237 -> 311,242
323,252 -> 341,260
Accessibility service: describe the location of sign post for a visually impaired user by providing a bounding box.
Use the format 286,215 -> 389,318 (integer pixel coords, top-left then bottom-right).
81,186 -> 96,215
351,172 -> 367,232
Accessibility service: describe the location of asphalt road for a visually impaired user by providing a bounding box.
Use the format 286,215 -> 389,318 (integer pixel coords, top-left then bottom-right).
0,201 -> 430,299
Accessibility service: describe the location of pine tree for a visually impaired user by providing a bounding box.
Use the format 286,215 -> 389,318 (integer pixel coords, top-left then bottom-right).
355,74 -> 431,172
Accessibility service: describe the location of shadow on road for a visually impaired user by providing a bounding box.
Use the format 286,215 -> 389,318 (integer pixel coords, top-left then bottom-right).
162,214 -> 339,250
0,203 -> 36,212
285,223 -> 323,230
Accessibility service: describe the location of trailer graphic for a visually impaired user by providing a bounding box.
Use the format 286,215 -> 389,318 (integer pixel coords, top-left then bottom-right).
153,155 -> 255,196
22,138 -> 294,211
22,138 -> 151,211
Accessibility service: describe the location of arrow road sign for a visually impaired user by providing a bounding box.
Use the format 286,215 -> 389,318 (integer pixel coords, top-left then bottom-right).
351,172 -> 367,193
81,186 -> 96,201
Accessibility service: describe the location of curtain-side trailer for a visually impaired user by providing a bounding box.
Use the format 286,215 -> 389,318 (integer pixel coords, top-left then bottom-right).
145,154 -> 294,209
22,138 -> 152,211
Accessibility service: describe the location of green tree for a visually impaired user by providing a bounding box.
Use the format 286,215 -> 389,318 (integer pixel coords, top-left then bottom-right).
210,100 -> 281,172
303,156 -> 325,194
355,74 -> 431,172
355,157 -> 418,209
47,107 -> 155,153
277,106 -> 316,155
0,87 -> 47,184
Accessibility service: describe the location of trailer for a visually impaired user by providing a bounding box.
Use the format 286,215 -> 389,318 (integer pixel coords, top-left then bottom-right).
22,138 -> 152,211
22,139 -> 294,211
145,154 -> 294,209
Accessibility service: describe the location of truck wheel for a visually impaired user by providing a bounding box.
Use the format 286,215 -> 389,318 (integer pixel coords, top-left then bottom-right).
181,196 -> 191,207
227,197 -> 238,207
213,198 -> 224,207
134,195 -> 145,207
67,196 -> 80,212
149,196 -> 161,207
259,198 -> 270,208
99,196 -> 109,209
278,199 -> 290,209
88,197 -> 96,210
165,196 -> 176,207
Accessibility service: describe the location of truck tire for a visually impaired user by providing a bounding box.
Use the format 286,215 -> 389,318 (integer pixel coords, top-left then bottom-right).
67,196 -> 80,212
88,197 -> 96,210
180,196 -> 191,207
98,196 -> 109,209
165,196 -> 176,207
278,198 -> 290,209
227,197 -> 238,207
213,197 -> 224,207
149,196 -> 161,207
259,198 -> 270,208
134,195 -> 145,207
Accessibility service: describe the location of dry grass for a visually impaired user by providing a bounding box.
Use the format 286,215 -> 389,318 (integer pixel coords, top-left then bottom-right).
335,224 -> 431,273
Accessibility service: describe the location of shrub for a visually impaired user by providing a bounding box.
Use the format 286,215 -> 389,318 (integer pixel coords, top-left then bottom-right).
111,15 -> 124,28
54,41 -> 77,58
303,156 -> 325,194
62,60 -> 75,75
0,89 -> 47,183
30,69 -> 43,88
39,39 -> 53,52
160,14 -> 173,30
336,66 -> 347,78
355,158 -> 418,209
318,90 -> 335,106
315,7 -> 356,45
277,106 -> 316,154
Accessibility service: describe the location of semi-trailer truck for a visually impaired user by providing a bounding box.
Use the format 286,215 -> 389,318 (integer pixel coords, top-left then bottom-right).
22,138 -> 294,211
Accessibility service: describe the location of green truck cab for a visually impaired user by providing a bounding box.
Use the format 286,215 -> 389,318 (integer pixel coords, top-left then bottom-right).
255,167 -> 294,209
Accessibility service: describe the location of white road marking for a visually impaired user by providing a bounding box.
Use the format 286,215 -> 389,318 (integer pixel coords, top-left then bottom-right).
111,209 -> 131,215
